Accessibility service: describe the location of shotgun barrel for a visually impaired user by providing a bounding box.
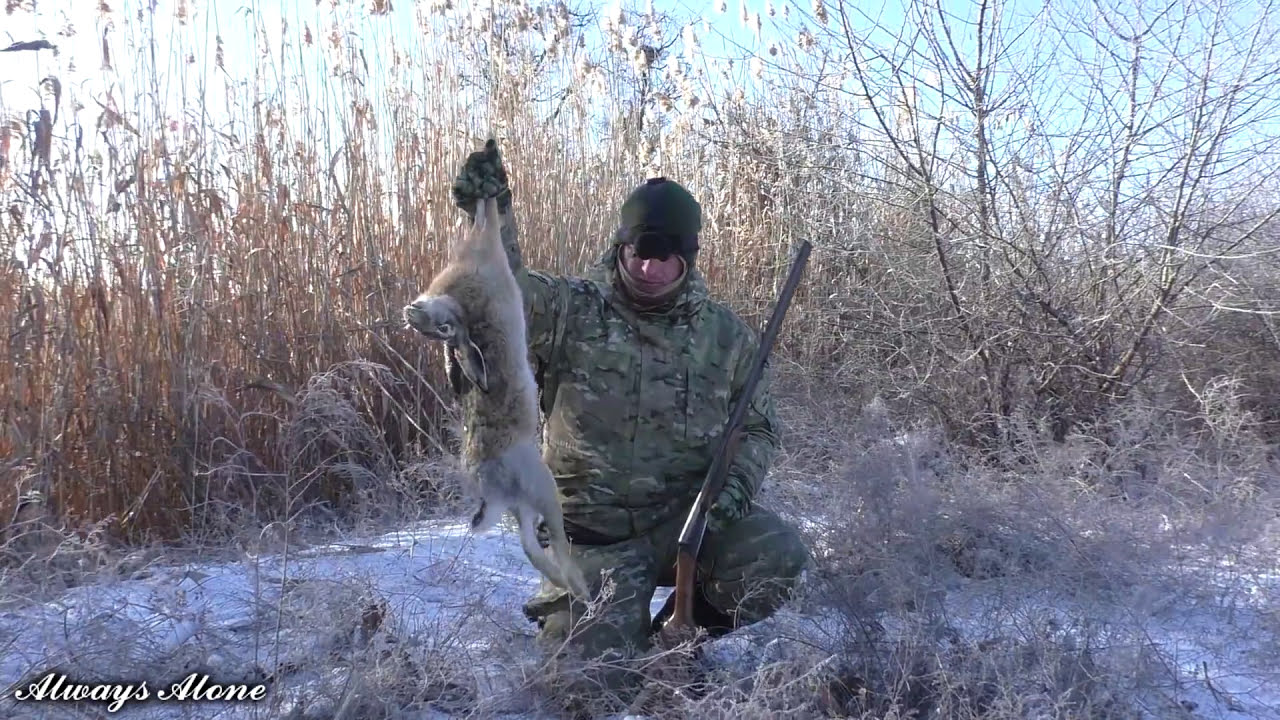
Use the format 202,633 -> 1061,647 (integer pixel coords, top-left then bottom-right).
665,239 -> 813,632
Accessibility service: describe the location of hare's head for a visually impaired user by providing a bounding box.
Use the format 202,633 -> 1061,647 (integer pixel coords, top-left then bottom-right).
403,294 -> 489,392
404,294 -> 464,343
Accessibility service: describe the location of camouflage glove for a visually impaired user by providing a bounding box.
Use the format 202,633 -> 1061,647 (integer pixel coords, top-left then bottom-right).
450,138 -> 512,219
705,480 -> 750,536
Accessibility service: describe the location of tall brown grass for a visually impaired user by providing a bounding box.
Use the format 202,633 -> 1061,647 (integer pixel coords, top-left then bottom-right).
2,0 -> 1278,545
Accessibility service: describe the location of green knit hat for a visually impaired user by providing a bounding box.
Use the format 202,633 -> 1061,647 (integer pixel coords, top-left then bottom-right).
617,177 -> 702,262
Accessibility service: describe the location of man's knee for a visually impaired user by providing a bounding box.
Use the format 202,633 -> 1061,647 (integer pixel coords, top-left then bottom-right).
532,607 -> 647,717
534,591 -> 651,660
532,574 -> 654,713
524,541 -> 657,661
702,506 -> 810,625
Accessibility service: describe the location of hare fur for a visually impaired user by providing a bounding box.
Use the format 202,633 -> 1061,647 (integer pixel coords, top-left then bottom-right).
403,195 -> 590,600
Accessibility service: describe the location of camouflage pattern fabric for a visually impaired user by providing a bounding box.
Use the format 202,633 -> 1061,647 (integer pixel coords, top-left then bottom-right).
527,503 -> 808,709
449,140 -> 810,703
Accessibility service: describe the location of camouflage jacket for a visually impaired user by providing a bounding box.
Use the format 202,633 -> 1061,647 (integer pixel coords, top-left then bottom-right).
493,206 -> 781,543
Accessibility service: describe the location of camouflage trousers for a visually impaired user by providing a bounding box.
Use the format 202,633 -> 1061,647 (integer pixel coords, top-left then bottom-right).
521,503 -> 809,708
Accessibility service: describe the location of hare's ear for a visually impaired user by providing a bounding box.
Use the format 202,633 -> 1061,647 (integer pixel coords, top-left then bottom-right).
454,325 -> 489,393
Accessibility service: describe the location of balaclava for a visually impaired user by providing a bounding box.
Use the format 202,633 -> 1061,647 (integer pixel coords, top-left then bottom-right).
614,177 -> 702,308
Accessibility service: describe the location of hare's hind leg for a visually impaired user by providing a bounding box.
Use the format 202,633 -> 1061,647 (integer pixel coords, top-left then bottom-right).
535,494 -> 591,600
520,452 -> 591,600
498,441 -> 591,599
513,502 -> 577,593
471,447 -> 574,594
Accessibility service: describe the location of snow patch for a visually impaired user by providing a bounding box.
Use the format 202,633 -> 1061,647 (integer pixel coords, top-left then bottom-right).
0,517 -> 1276,719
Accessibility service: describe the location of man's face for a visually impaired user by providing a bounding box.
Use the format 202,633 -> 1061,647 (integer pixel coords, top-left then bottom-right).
619,242 -> 686,290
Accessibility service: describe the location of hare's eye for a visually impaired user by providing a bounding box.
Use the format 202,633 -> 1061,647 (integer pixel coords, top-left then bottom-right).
438,322 -> 452,334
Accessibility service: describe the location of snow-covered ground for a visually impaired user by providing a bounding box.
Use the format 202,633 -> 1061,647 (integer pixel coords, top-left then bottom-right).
1,515 -> 1276,719
0,518 -> 682,719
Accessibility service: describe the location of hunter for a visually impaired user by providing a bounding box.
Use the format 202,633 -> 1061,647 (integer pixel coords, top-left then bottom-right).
448,139 -> 809,706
